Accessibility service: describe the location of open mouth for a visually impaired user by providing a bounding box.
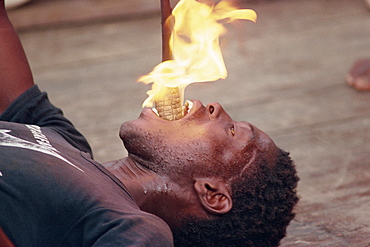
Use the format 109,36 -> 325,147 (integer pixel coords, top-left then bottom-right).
151,99 -> 194,119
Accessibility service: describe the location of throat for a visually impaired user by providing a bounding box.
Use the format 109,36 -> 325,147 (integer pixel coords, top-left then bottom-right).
104,157 -> 169,199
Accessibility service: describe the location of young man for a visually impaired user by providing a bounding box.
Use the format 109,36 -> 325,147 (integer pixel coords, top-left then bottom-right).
0,1 -> 299,246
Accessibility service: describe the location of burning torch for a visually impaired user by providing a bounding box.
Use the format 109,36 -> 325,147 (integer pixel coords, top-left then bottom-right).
138,0 -> 257,121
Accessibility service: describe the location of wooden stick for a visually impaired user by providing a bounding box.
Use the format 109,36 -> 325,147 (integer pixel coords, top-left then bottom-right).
156,0 -> 185,121
160,0 -> 173,61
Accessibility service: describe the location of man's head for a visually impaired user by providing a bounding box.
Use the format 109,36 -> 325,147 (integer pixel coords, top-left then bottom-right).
172,148 -> 298,247
119,100 -> 299,246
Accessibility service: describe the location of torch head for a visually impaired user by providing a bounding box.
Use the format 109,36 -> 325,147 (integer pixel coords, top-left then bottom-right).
138,0 -> 257,121
154,87 -> 185,121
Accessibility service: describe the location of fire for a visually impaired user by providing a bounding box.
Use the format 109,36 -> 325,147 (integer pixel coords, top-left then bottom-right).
138,0 -> 257,116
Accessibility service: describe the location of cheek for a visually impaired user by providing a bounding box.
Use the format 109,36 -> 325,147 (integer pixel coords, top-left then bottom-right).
155,139 -> 218,178
120,123 -> 209,170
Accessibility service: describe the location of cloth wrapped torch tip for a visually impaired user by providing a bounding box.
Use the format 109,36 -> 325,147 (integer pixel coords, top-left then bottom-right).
154,87 -> 190,121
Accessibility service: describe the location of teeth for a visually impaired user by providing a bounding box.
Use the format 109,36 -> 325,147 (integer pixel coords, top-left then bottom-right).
185,100 -> 193,113
152,107 -> 159,116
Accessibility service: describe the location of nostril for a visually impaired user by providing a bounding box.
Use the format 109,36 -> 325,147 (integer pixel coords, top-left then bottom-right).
207,103 -> 225,120
209,105 -> 215,114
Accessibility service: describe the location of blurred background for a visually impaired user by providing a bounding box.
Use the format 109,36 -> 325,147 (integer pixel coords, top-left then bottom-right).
7,0 -> 370,245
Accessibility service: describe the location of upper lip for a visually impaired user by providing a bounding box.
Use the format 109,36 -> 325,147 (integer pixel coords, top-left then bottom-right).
182,100 -> 203,120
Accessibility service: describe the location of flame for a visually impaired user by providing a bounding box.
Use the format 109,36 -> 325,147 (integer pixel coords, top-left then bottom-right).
138,0 -> 257,108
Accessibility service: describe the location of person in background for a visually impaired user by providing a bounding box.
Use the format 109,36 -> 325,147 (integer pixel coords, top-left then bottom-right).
346,59 -> 370,91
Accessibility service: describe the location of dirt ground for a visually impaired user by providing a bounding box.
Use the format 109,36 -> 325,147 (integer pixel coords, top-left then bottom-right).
8,0 -> 370,245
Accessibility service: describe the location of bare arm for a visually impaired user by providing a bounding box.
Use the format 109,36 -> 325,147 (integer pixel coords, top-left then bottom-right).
0,0 -> 34,114
0,228 -> 15,247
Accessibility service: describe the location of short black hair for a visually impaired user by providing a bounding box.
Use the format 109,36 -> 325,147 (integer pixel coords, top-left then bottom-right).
172,148 -> 299,247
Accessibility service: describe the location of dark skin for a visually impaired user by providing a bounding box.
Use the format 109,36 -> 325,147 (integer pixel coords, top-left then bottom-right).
0,1 -> 33,113
0,0 -> 279,235
106,99 -> 279,229
346,59 -> 370,91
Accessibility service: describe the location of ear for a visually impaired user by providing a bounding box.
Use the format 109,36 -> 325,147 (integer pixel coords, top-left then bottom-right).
193,178 -> 233,215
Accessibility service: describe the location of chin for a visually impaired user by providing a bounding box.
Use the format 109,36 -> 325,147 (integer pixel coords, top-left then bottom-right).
118,101 -> 212,175
119,119 -> 208,177
119,120 -> 173,173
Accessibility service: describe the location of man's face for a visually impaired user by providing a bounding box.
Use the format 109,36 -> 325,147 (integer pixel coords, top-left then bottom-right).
119,100 -> 278,182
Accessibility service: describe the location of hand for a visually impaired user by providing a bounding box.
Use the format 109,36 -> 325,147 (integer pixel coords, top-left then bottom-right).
346,59 -> 370,91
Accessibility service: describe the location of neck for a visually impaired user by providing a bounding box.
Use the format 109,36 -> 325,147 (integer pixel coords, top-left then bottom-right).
104,156 -> 210,228
103,157 -> 171,208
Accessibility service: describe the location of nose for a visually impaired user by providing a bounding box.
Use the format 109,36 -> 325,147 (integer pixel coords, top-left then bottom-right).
207,102 -> 229,120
